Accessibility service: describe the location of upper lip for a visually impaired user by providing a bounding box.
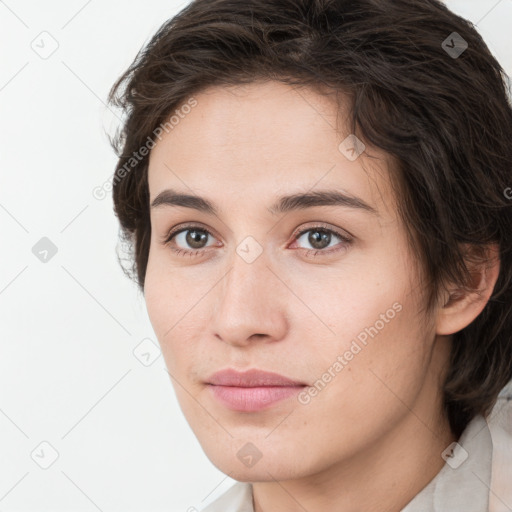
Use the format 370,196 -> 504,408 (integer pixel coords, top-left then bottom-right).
207,368 -> 306,387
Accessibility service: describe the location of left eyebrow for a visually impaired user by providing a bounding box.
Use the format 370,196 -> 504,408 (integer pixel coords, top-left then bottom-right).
150,188 -> 379,216
268,189 -> 379,216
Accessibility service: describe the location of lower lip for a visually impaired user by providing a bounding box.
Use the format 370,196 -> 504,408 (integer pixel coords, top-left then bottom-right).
207,384 -> 305,412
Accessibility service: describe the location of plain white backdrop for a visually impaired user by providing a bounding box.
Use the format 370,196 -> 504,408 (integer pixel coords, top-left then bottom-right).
1,1 -> 511,511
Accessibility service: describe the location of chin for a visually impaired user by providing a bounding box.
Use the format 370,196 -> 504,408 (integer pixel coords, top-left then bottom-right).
201,439 -> 313,483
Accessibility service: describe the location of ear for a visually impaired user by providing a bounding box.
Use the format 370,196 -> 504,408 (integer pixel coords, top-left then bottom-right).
436,243 -> 501,336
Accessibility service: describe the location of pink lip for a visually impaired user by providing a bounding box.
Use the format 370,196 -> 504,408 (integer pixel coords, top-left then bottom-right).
206,369 -> 307,412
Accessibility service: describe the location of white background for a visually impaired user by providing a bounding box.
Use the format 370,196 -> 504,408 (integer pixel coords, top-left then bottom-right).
1,1 -> 511,511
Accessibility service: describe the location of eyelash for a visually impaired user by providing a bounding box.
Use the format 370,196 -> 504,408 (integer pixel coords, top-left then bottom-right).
162,223 -> 353,259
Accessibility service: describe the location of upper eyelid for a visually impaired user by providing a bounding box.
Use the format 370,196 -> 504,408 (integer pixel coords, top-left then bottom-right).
163,222 -> 218,243
295,223 -> 351,238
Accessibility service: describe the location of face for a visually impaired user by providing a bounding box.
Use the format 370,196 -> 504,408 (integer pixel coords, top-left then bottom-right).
145,80 -> 445,482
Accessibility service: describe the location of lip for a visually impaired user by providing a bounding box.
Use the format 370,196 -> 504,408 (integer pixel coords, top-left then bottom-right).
207,368 -> 306,387
206,369 -> 307,412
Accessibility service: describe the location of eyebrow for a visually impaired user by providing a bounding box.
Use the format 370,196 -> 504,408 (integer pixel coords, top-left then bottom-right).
150,188 -> 379,216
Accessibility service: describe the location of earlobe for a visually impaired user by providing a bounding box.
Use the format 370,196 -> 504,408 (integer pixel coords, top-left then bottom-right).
436,243 -> 501,336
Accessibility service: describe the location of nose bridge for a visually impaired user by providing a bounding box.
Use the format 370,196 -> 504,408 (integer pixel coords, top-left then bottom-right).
211,239 -> 288,345
220,241 -> 273,314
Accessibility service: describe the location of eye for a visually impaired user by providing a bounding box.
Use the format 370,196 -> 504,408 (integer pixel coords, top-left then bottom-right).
163,224 -> 218,257
162,222 -> 353,258
290,223 -> 353,257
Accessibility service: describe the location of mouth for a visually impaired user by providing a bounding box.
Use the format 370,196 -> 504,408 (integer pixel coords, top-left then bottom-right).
205,368 -> 307,412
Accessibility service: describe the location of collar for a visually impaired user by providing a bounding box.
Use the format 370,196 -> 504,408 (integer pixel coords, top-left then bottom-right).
401,413 -> 492,511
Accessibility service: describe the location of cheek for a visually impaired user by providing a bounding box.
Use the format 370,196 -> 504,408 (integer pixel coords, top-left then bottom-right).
144,244 -> 194,334
305,259 -> 410,349
305,253 -> 431,406
326,294 -> 431,410
144,250 -> 217,381
144,253 -> 187,366
143,256 -> 170,340
297,296 -> 432,460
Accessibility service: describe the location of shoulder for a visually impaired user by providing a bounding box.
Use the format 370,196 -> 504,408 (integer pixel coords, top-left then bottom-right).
487,394 -> 512,512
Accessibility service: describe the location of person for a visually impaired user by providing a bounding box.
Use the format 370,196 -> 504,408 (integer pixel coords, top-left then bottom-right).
107,0 -> 512,510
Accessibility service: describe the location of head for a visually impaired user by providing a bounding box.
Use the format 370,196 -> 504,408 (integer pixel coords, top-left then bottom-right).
108,0 -> 512,481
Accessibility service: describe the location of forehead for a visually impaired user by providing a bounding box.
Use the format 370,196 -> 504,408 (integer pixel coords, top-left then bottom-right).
147,80 -> 397,220
154,80 -> 347,156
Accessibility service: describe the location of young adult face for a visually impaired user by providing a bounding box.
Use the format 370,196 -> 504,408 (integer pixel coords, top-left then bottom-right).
144,80 -> 457,493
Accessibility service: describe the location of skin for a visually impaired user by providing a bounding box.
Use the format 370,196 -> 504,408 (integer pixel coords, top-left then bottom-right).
144,80 -> 500,512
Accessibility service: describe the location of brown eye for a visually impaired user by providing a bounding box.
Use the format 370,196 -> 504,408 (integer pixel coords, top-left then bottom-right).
300,229 -> 333,250
164,225 -> 217,256
293,225 -> 352,255
177,229 -> 209,249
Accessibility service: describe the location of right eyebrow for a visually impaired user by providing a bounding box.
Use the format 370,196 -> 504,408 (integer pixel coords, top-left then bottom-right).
151,189 -> 217,215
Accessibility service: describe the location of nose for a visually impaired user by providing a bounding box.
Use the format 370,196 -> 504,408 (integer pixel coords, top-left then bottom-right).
210,246 -> 289,348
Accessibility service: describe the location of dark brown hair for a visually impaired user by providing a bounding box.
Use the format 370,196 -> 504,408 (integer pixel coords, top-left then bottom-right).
108,0 -> 512,438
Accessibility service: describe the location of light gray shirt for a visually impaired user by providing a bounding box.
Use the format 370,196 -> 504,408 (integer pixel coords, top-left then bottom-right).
200,394 -> 512,512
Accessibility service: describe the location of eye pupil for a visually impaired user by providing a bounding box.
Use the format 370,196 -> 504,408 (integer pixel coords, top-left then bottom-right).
309,230 -> 331,249
186,230 -> 208,249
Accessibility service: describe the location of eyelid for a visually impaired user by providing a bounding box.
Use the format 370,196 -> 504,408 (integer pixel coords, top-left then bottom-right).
289,221 -> 353,243
162,222 -> 218,244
